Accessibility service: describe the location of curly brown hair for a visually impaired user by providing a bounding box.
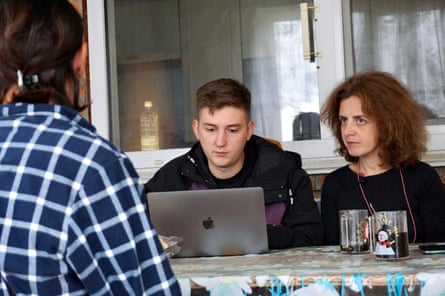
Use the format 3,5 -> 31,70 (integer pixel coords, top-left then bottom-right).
321,70 -> 427,169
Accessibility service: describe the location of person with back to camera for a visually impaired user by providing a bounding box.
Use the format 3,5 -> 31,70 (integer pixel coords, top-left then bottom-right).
145,78 -> 324,249
320,70 -> 445,245
0,0 -> 180,294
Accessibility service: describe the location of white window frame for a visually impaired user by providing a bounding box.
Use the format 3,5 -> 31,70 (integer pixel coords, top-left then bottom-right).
86,0 -> 445,181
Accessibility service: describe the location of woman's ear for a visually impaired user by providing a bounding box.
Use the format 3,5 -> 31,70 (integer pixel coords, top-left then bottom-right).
1,85 -> 19,104
73,42 -> 88,77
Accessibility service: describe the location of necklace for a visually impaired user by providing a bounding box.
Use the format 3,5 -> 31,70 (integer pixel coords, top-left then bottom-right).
356,164 -> 417,243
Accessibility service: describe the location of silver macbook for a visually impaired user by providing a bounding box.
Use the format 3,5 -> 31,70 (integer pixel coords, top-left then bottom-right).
146,187 -> 269,257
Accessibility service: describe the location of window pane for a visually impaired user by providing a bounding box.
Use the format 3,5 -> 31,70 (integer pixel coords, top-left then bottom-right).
240,0 -> 320,141
110,0 -> 186,152
344,0 -> 445,121
108,0 -> 321,152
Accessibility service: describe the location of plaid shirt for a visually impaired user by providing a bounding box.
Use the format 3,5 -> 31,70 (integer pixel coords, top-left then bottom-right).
0,103 -> 180,295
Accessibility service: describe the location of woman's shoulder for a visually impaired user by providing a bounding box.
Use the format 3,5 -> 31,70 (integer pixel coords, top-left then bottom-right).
405,161 -> 439,176
400,161 -> 442,185
326,165 -> 353,179
322,164 -> 355,188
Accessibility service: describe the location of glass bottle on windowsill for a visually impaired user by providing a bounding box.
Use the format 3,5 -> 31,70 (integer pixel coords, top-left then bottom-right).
140,100 -> 159,150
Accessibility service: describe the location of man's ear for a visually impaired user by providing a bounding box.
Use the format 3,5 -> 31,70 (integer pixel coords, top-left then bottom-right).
73,42 -> 88,77
192,119 -> 200,140
247,120 -> 254,140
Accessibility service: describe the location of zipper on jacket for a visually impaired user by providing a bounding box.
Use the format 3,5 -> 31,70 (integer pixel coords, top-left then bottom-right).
289,188 -> 294,211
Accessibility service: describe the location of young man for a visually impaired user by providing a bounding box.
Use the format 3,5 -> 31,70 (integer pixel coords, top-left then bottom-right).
145,78 -> 323,249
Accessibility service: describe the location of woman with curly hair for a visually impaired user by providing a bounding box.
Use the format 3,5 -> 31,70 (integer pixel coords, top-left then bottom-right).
320,70 -> 445,245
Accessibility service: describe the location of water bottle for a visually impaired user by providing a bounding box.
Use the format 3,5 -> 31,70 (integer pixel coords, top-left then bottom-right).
140,100 -> 159,150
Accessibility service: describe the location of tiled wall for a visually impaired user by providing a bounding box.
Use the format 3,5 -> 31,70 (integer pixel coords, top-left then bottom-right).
309,166 -> 445,203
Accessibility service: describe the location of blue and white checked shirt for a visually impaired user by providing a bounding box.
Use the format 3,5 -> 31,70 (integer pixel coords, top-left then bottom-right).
0,103 -> 180,295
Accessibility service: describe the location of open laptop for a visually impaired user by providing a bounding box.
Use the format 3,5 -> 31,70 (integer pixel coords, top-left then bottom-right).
146,187 -> 269,257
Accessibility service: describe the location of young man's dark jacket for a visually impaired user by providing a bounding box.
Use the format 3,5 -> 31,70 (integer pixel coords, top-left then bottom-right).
145,135 -> 323,249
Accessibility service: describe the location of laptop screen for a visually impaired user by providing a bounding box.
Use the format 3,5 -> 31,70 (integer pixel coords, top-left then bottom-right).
147,187 -> 269,257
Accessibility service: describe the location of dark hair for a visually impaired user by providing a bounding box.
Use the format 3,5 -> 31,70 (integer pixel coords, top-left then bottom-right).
196,78 -> 251,120
0,0 -> 87,111
321,70 -> 427,168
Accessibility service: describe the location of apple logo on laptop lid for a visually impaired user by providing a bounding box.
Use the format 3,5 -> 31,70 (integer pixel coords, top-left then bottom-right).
202,216 -> 214,229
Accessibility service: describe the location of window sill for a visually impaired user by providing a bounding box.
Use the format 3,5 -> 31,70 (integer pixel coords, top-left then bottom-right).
129,148 -> 445,183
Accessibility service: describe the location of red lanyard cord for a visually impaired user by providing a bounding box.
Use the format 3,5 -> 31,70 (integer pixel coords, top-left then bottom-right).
356,167 -> 417,243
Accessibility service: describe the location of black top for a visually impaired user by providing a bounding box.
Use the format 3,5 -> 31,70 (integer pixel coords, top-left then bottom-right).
321,162 -> 445,245
145,135 -> 324,249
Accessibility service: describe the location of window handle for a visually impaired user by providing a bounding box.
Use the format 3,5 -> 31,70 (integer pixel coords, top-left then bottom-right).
300,2 -> 321,63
